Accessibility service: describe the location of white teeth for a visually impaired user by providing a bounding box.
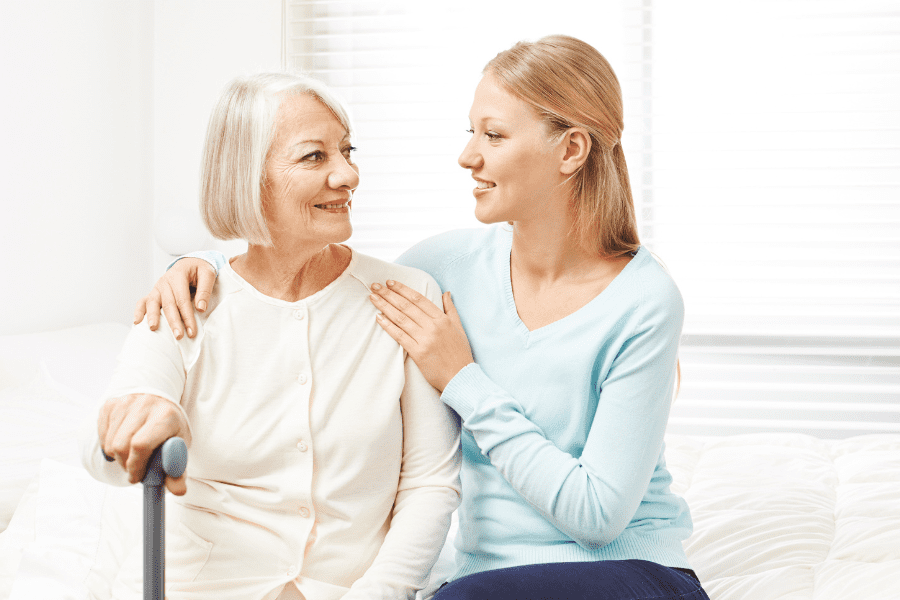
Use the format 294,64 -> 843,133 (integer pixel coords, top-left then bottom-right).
476,180 -> 495,189
316,202 -> 348,209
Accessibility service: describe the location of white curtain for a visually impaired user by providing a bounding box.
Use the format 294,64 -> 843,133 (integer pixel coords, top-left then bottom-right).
287,0 -> 900,437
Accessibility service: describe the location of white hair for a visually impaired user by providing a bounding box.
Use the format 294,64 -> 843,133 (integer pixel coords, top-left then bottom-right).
200,72 -> 352,246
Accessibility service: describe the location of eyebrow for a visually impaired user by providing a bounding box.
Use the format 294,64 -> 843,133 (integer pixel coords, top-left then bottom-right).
289,136 -> 351,150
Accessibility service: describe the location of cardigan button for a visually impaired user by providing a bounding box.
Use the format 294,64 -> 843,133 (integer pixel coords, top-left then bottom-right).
299,507 -> 310,518
297,441 -> 308,452
298,373 -> 308,385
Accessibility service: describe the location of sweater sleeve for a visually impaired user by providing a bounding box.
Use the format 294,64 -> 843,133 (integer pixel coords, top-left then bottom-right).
343,279 -> 462,599
168,250 -> 227,273
440,289 -> 683,550
80,316 -> 195,487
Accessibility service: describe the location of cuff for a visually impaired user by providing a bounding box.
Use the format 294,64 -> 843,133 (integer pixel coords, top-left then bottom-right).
166,250 -> 227,274
440,362 -> 495,421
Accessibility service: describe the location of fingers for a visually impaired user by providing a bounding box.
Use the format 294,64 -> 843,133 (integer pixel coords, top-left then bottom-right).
369,288 -> 427,340
158,280 -> 187,340
105,401 -> 150,481
168,273 -> 197,339
442,291 -> 465,330
144,288 -> 162,331
98,395 -> 189,485
194,264 -> 217,313
133,296 -> 149,325
383,280 -> 445,318
166,474 -> 187,496
375,312 -> 415,353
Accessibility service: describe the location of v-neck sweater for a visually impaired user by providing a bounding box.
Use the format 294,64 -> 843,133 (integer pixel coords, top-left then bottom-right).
394,225 -> 694,579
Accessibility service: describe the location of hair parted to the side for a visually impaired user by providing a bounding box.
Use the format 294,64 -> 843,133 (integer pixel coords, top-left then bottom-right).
201,72 -> 353,246
485,35 -> 640,258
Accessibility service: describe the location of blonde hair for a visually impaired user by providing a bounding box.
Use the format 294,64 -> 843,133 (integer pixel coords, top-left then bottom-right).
200,72 -> 352,246
485,35 -> 640,257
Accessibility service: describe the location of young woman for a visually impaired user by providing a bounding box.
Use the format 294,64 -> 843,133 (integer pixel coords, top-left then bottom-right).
139,36 -> 710,600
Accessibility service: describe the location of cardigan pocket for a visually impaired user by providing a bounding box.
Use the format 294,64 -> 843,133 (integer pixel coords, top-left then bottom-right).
165,519 -> 214,585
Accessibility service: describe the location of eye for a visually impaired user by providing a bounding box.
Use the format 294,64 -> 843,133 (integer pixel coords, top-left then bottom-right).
302,151 -> 325,162
466,128 -> 474,134
341,146 -> 357,159
485,131 -> 501,141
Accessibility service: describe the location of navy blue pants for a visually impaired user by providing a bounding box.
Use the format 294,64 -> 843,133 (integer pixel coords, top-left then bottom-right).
432,560 -> 710,600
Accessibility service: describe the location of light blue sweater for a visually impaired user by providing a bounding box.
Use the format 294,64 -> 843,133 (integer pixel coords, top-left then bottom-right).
395,226 -> 693,578
186,224 -> 694,579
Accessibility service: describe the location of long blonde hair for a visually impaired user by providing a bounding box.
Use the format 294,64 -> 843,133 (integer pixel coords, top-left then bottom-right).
485,35 -> 639,258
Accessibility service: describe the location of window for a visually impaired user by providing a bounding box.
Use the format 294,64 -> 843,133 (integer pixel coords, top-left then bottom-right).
622,0 -> 900,436
287,0 -> 900,437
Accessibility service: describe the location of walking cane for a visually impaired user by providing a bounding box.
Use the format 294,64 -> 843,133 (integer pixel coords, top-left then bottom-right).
104,437 -> 188,600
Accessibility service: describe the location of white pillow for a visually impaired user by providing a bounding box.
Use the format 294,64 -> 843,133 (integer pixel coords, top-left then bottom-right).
7,460 -> 140,600
0,474 -> 38,599
0,372 -> 93,533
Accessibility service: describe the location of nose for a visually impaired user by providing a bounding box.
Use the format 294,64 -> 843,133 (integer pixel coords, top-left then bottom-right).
458,135 -> 482,171
329,153 -> 360,192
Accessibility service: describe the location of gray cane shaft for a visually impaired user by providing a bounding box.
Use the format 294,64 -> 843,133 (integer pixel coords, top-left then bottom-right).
144,483 -> 164,600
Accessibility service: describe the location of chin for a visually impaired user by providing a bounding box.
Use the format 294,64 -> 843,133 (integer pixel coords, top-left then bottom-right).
473,205 -> 510,225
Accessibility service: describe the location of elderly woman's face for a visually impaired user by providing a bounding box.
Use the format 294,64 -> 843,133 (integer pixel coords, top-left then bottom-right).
262,93 -> 359,247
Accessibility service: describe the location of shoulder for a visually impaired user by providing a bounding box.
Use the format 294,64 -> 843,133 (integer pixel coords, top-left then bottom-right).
394,226 -> 502,282
621,247 -> 685,331
349,249 -> 443,303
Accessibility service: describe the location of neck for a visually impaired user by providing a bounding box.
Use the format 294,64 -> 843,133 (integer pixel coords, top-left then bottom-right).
509,197 -> 598,284
233,240 -> 348,302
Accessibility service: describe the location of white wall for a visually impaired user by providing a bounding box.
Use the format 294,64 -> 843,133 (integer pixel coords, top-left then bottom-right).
0,0 -> 280,335
151,0 -> 281,275
0,1 -> 153,335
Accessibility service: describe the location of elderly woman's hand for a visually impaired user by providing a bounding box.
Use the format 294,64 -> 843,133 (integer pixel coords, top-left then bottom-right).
98,393 -> 192,495
369,280 -> 474,393
133,258 -> 217,340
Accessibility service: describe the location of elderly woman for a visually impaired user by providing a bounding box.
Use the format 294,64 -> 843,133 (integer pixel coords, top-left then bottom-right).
81,72 -> 461,600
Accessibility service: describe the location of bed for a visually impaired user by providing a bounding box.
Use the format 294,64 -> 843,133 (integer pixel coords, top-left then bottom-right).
1,323 -> 899,599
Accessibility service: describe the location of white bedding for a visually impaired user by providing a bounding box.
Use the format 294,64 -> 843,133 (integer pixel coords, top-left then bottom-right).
2,324 -> 899,599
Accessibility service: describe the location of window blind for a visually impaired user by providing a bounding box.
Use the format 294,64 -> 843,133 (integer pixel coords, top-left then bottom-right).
284,0 -> 483,260
287,0 -> 900,438
622,0 -> 900,437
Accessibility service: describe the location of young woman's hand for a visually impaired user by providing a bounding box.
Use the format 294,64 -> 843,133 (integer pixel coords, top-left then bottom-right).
369,280 -> 474,392
98,393 -> 192,495
133,258 -> 217,339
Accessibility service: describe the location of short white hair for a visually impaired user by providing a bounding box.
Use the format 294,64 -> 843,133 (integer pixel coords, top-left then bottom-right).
200,72 -> 353,246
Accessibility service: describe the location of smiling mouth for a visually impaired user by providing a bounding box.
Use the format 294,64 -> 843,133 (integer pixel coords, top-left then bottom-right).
475,180 -> 496,189
313,201 -> 350,210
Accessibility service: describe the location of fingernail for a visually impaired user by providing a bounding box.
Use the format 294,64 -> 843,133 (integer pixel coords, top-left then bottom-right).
174,328 -> 181,339
371,283 -> 382,291
187,328 -> 193,337
198,301 -> 207,311
387,280 -> 395,287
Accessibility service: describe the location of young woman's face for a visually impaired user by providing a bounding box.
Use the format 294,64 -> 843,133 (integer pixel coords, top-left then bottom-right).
262,93 -> 359,247
458,73 -> 564,225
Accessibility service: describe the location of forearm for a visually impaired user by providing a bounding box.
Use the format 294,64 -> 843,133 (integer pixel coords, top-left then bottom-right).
80,318 -> 192,485
345,355 -> 461,598
441,344 -> 677,549
343,486 -> 459,599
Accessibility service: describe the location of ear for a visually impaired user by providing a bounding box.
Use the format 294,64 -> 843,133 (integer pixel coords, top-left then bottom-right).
559,128 -> 591,175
